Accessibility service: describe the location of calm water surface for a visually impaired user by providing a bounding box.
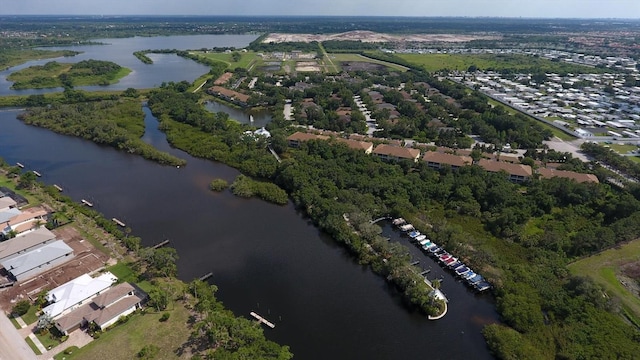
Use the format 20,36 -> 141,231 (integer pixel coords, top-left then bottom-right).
0,107 -> 498,359
0,34 -> 258,95
0,34 -> 498,359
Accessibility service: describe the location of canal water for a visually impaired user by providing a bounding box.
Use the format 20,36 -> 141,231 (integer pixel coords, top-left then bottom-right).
0,106 -> 498,359
0,33 -> 498,359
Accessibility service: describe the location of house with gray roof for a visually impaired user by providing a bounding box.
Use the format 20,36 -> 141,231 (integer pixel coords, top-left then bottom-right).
0,240 -> 74,281
0,227 -> 57,262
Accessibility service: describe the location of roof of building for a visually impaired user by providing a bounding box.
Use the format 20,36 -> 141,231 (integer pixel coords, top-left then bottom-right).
0,240 -> 72,278
286,132 -> 329,142
208,86 -> 250,103
0,208 -> 21,224
373,144 -> 421,160
335,138 -> 374,152
478,159 -> 533,177
0,197 -> 17,210
0,227 -> 56,260
43,272 -> 118,318
92,282 -> 136,308
538,167 -> 599,183
55,283 -> 144,333
423,151 -> 473,167
6,208 -> 47,227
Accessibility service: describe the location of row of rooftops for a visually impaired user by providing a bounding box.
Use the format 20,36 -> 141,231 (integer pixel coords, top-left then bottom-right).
286,131 -> 598,184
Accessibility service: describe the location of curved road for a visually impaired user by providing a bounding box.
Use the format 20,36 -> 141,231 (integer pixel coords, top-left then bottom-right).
0,312 -> 36,360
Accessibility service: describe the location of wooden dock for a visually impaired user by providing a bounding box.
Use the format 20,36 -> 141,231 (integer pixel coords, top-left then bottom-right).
16,162 -> 24,168
152,239 -> 170,249
112,218 -> 126,227
53,185 -> 63,192
250,312 -> 275,329
199,272 -> 213,281
32,171 -> 41,177
81,199 -> 94,207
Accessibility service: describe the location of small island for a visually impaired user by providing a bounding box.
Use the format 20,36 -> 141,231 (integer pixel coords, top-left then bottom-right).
8,59 -> 131,89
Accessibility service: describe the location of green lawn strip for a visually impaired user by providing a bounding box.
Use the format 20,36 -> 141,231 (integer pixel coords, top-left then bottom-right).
25,336 -> 42,355
54,305 -> 191,360
21,304 -> 40,325
627,156 -> 640,163
568,239 -> 640,321
330,53 -> 408,72
54,346 -> 79,360
9,316 -> 21,329
107,262 -> 138,283
487,99 -> 576,141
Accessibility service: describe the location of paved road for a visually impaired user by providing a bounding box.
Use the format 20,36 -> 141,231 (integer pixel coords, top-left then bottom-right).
544,137 -> 589,162
0,312 -> 37,360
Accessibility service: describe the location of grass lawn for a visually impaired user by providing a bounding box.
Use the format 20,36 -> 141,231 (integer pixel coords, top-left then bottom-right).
609,143 -> 638,155
37,331 -> 63,351
0,176 -> 41,207
54,304 -> 192,360
25,336 -> 42,355
397,53 -> 606,74
568,238 -> 640,325
22,304 -> 40,325
628,156 -> 640,163
190,51 -> 260,70
10,316 -> 21,329
330,53 -> 408,72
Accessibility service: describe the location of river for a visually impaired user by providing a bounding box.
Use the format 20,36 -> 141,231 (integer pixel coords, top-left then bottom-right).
0,34 -> 498,359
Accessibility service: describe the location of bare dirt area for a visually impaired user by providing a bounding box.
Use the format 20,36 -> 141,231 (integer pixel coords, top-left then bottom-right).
263,30 -> 500,43
295,61 -> 321,72
0,225 -> 110,312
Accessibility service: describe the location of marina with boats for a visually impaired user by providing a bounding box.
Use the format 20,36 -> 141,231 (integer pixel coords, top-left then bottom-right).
392,218 -> 492,293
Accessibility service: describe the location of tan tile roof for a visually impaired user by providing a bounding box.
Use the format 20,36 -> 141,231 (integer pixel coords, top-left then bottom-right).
207,86 -> 250,103
7,208 -> 47,227
92,283 -> 136,308
287,132 -> 329,142
423,152 -> 473,167
373,144 -> 421,160
538,167 -> 599,183
336,138 -> 374,152
478,159 -> 532,177
0,197 -> 17,210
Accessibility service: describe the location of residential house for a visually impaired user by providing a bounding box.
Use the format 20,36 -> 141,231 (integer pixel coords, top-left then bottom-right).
373,144 -> 421,163
0,227 -> 57,262
0,240 -> 73,281
54,282 -> 146,335
0,196 -> 17,212
1,207 -> 48,237
335,138 -> 374,154
423,152 -> 473,170
286,132 -> 329,147
478,159 -> 532,183
537,167 -> 599,183
43,272 -> 118,319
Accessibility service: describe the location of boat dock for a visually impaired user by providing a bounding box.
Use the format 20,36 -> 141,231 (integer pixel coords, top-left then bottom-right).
16,162 -> 24,168
250,311 -> 275,329
81,199 -> 93,207
53,185 -> 63,192
32,171 -> 41,177
152,239 -> 170,249
112,218 -> 126,227
199,272 -> 213,281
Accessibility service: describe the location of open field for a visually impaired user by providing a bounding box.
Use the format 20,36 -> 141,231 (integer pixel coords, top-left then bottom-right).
398,53 -> 606,73
330,53 -> 409,72
7,61 -> 131,90
54,300 -> 192,360
189,51 -> 260,70
609,143 -> 639,155
568,239 -> 640,325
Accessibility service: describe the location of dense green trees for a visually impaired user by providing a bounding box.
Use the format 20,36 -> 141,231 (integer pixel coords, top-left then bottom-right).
17,99 -> 186,166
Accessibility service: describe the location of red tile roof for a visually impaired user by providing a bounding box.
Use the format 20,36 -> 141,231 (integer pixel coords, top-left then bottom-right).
537,167 -> 599,183
373,144 -> 421,160
478,159 -> 532,177
423,152 -> 473,167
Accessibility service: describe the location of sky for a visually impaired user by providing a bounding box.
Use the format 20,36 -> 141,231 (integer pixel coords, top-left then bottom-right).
1,0 -> 639,19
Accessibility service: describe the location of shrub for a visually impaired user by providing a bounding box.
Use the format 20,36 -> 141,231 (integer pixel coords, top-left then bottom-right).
12,300 -> 31,316
138,344 -> 160,359
159,312 -> 171,322
209,178 -> 229,192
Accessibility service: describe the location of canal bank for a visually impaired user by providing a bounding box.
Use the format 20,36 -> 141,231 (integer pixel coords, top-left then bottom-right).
0,106 -> 498,359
